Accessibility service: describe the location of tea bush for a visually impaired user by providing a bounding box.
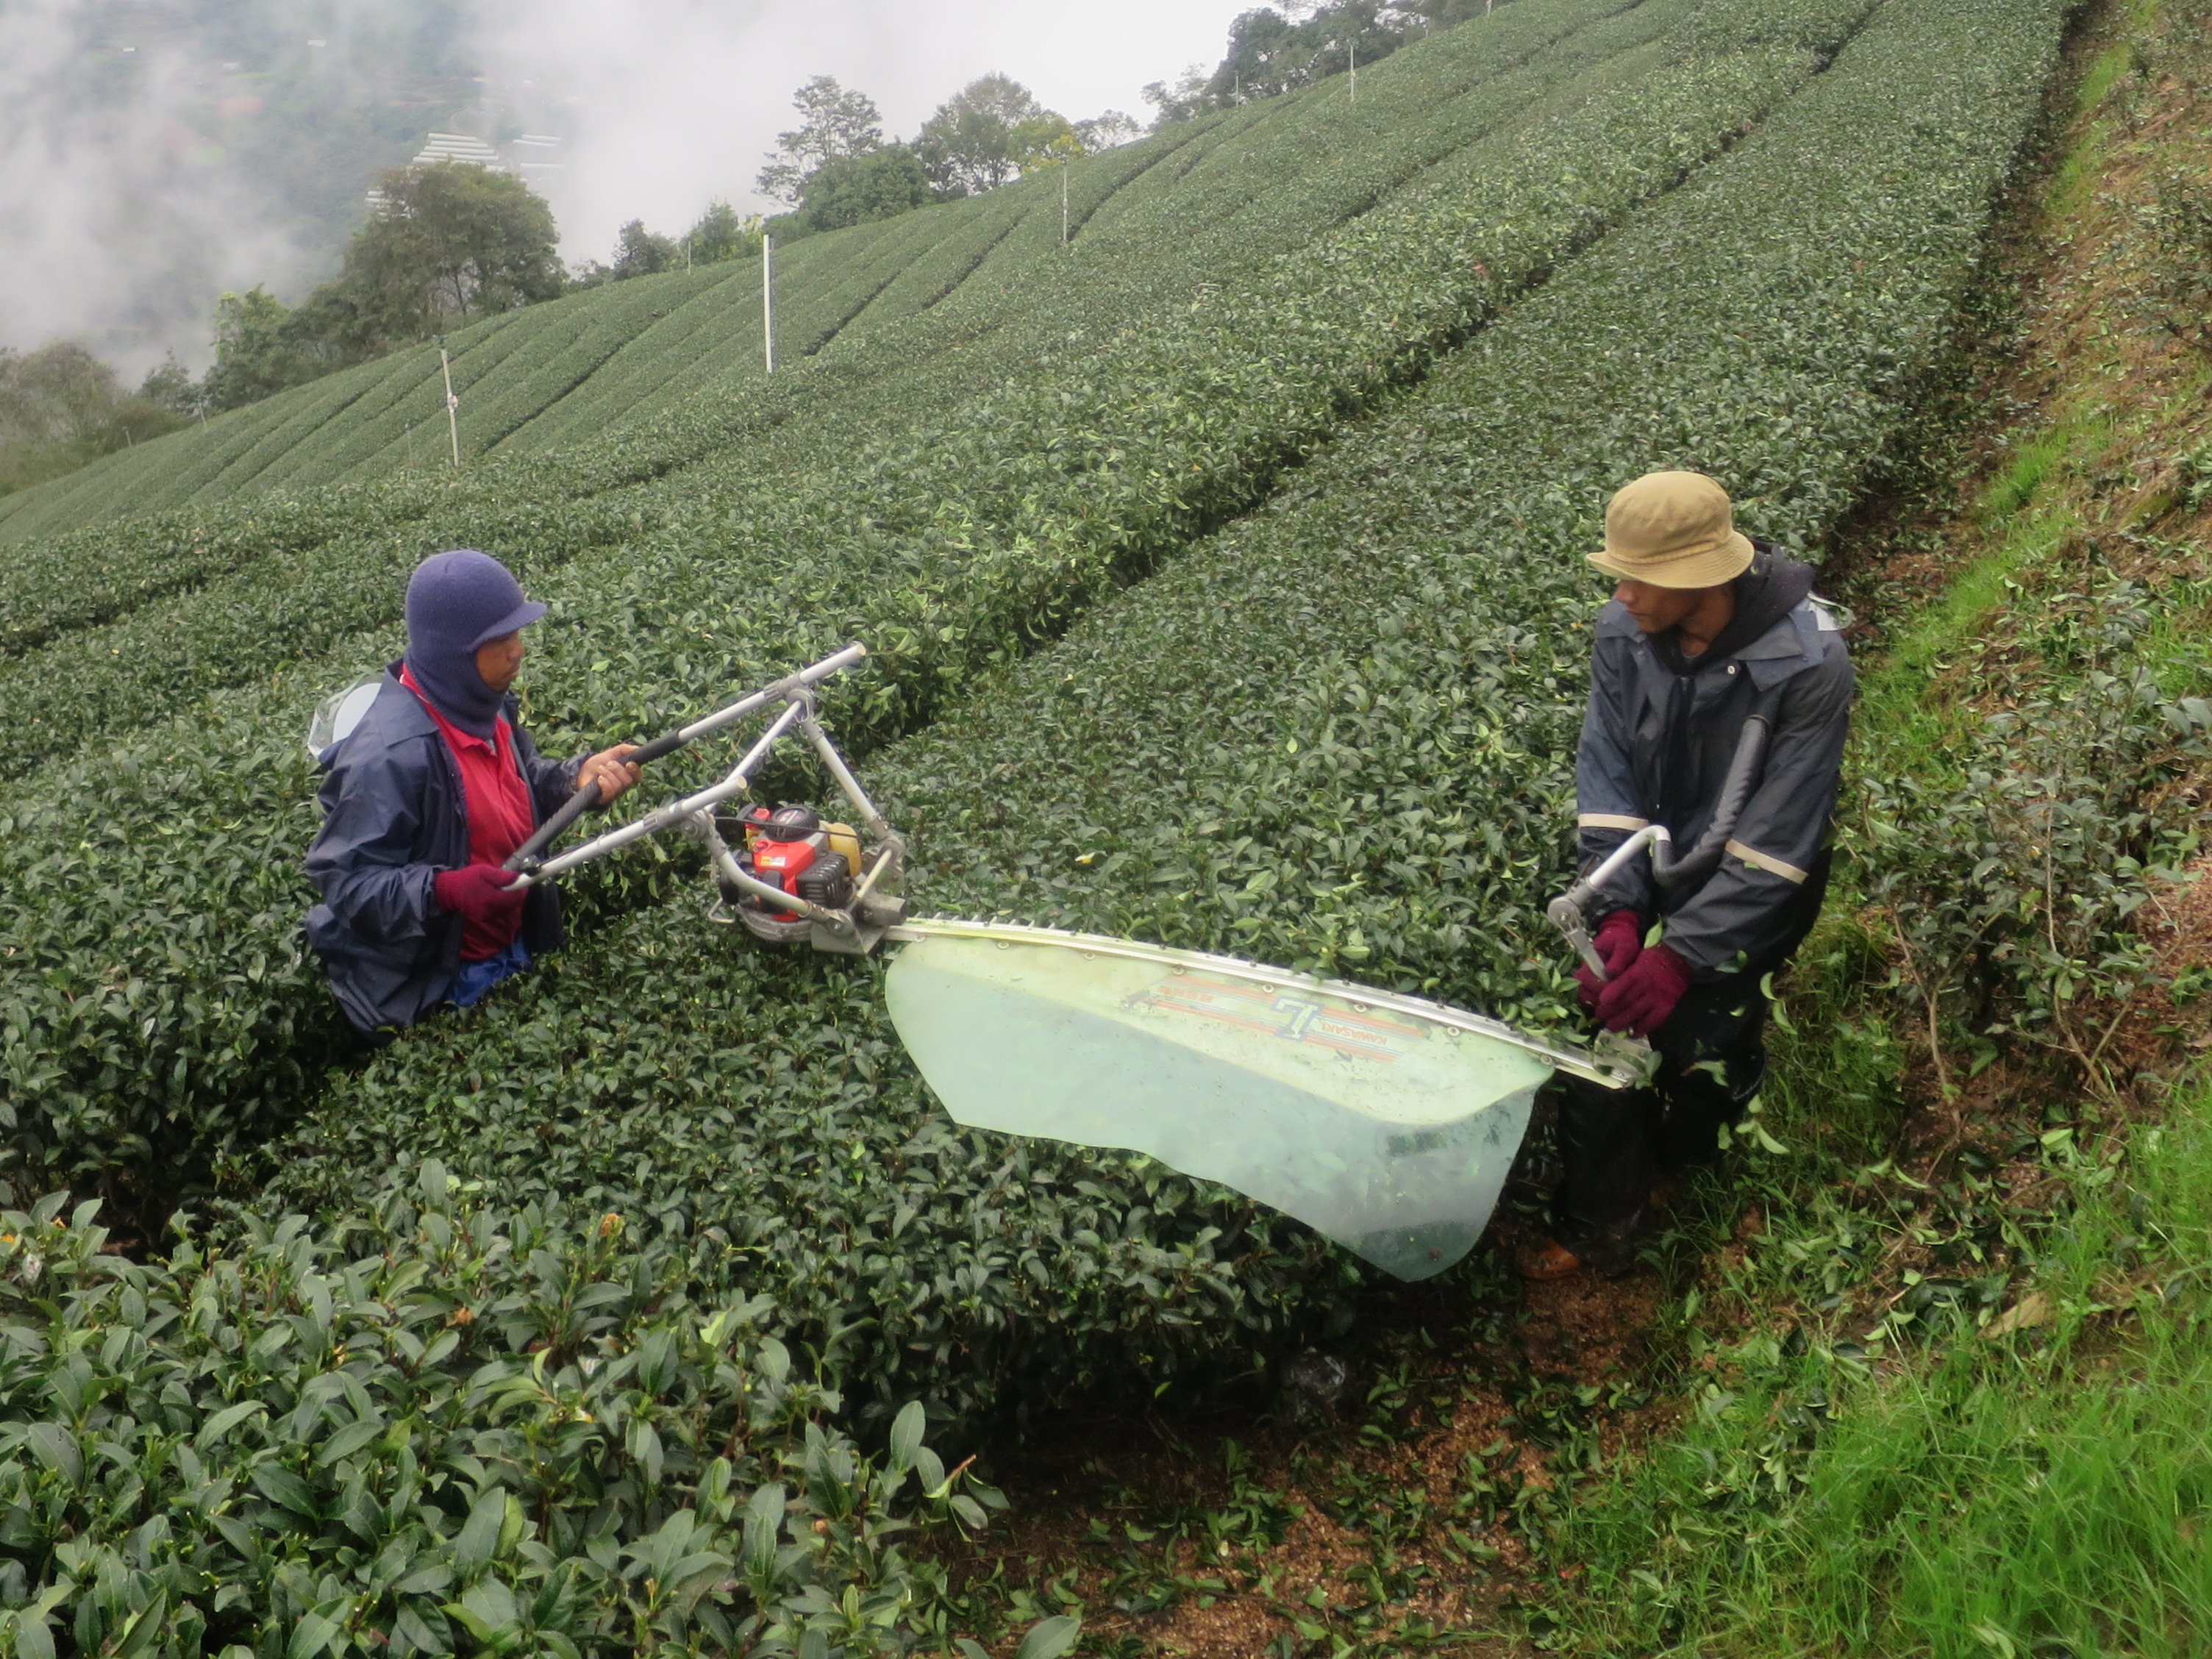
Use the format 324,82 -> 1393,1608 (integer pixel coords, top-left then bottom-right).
265,0 -> 2073,1450
0,0 -> 2080,1644
0,1179 -> 1000,1657
0,0 -> 1867,1198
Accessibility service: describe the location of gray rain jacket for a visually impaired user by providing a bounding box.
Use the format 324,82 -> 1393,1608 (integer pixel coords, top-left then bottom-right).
305,668 -> 577,1035
1575,562 -> 1853,980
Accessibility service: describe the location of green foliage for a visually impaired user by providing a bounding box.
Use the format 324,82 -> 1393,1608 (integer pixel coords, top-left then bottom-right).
1861,610 -> 2208,1097
611,220 -> 683,280
757,76 -> 890,207
683,200 -> 756,265
915,75 -> 1066,196
0,0 -> 1835,1204
0,345 -> 188,497
201,287 -> 330,413
798,149 -> 938,235
2147,160 -> 2212,346
1558,1080 -> 2212,1658
0,1174 -> 997,1655
1144,0 -> 1427,124
315,162 -> 566,353
201,163 -> 565,415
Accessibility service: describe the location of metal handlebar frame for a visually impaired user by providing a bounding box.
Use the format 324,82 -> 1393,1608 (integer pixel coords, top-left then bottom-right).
504,643 -> 868,874
1547,715 -> 1772,982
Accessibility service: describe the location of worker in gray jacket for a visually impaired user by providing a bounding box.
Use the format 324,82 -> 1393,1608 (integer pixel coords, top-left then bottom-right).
1524,471 -> 1854,1280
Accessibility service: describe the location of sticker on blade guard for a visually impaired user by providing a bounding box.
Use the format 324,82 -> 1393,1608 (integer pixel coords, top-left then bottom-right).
1128,972 -> 1426,1063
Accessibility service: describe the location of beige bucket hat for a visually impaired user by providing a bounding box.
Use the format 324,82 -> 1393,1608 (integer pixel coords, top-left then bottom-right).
1588,470 -> 1755,588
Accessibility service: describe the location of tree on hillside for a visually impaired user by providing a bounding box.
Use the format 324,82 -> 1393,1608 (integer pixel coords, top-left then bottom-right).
1074,111 -> 1144,151
184,161 -> 565,413
341,163 -> 566,338
757,76 -> 886,204
200,288 -> 328,412
0,343 -> 189,495
916,74 -> 1071,196
611,219 -> 682,279
1145,0 -> 1443,126
797,146 -> 937,232
685,199 -> 756,263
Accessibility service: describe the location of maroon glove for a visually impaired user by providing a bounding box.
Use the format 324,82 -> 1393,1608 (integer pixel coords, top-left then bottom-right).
1594,942 -> 1692,1037
1575,910 -> 1646,1010
434,863 -> 527,924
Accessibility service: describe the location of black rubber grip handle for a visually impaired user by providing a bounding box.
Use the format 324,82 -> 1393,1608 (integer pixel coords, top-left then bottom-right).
629,729 -> 690,765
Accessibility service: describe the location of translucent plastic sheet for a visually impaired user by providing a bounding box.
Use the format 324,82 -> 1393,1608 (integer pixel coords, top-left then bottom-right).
884,924 -> 1586,1280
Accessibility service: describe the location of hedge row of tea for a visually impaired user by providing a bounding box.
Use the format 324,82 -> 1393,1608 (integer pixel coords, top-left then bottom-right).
0,0 -> 1655,664
0,0 -> 1857,1200
273,0 -> 2066,1474
0,1186 -> 1005,1658
0,0 -> 2070,1648
0,0 -> 1638,548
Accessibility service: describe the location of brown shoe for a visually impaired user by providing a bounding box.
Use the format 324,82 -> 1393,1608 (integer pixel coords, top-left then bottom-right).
1516,1236 -> 1588,1281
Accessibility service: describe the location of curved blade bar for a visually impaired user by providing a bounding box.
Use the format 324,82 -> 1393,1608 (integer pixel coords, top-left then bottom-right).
884,917 -> 1638,1089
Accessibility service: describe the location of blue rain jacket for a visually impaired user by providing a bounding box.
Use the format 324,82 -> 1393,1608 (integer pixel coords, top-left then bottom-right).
306,667 -> 578,1036
1575,585 -> 1854,980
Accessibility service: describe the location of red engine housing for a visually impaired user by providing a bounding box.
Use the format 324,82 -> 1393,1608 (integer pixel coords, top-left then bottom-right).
751,835 -> 818,896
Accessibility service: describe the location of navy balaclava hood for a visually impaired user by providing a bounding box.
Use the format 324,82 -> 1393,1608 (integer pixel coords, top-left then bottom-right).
402,550 -> 546,739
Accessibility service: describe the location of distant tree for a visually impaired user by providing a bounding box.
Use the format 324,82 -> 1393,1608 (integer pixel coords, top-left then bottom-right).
1145,0 -> 1432,127
685,199 -> 756,264
0,343 -> 121,442
138,354 -> 204,419
1011,113 -> 1084,175
611,219 -> 681,279
201,288 -> 327,411
0,343 -> 189,495
797,146 -> 937,232
916,74 -> 1067,196
309,162 -> 563,356
757,76 -> 886,204
1074,110 -> 1144,151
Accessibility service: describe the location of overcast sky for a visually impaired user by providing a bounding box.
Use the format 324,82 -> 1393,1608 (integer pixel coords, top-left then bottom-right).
482,0 -> 1260,265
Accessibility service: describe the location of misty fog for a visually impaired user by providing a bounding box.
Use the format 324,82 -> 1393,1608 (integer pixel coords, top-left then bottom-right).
1,0 -> 1254,376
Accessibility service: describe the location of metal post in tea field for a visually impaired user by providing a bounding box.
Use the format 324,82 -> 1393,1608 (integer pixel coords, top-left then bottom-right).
1061,160 -> 1070,246
762,235 -> 776,374
1349,36 -> 1357,104
438,343 -> 460,468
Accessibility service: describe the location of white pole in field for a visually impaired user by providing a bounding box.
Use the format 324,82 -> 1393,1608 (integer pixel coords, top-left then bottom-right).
439,345 -> 460,468
1061,160 -> 1070,247
762,235 -> 775,374
1349,36 -> 1357,104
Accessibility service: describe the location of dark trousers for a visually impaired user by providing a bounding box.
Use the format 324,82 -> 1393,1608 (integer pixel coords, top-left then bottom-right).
1553,975 -> 1772,1237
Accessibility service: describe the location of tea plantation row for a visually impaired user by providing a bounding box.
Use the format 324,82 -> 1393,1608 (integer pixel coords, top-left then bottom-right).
0,0 -> 1635,548
0,0 -> 1655,659
0,0 -> 2073,1649
272,0 -> 2069,1474
0,0 -> 1874,1200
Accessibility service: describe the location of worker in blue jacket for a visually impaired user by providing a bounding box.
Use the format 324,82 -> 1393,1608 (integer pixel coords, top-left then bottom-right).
1524,471 -> 1854,1280
305,550 -> 641,1041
